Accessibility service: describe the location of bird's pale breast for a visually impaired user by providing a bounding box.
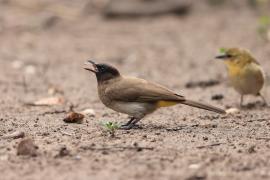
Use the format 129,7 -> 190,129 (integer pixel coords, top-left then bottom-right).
229,63 -> 264,95
109,101 -> 157,118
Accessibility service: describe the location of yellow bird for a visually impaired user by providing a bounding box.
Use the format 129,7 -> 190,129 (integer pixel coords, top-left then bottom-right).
216,48 -> 267,106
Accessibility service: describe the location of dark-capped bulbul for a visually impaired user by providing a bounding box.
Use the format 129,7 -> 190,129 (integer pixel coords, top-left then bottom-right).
84,60 -> 226,130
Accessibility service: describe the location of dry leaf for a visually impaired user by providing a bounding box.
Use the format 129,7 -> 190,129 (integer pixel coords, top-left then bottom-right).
28,97 -> 65,106
63,112 -> 84,123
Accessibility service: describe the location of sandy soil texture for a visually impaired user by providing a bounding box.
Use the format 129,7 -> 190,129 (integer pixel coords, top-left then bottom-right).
0,1 -> 270,180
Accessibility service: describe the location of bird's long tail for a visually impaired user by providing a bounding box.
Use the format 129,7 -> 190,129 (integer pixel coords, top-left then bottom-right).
181,99 -> 226,114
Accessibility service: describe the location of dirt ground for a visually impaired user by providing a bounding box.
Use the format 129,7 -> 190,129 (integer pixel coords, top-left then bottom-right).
1,1 -> 270,180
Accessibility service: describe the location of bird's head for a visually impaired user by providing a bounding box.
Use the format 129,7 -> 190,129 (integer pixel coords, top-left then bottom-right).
216,48 -> 255,68
84,60 -> 120,82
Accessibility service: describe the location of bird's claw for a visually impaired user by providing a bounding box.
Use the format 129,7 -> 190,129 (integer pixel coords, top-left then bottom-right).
119,123 -> 140,130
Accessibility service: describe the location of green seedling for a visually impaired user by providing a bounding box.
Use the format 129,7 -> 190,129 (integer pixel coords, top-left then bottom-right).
257,15 -> 270,41
219,48 -> 226,54
101,121 -> 119,137
259,15 -> 270,29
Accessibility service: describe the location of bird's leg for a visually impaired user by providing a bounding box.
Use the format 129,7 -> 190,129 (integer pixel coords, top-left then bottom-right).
240,95 -> 244,107
258,93 -> 268,106
129,118 -> 141,126
121,117 -> 135,127
120,118 -> 142,130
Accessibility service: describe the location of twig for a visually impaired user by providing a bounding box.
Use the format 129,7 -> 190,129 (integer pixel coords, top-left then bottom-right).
166,126 -> 185,131
196,143 -> 224,149
67,103 -> 79,112
24,103 -> 50,107
39,110 -> 67,115
37,103 -> 78,115
60,131 -> 73,136
2,131 -> 25,139
81,146 -> 154,151
255,137 -> 270,140
247,118 -> 269,122
166,124 -> 199,132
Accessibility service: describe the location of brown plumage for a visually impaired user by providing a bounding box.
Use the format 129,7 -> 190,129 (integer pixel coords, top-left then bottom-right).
85,60 -> 226,129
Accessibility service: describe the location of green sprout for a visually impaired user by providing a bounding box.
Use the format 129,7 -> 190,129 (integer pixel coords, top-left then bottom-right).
259,15 -> 270,26
257,15 -> 270,41
101,121 -> 119,137
219,48 -> 226,54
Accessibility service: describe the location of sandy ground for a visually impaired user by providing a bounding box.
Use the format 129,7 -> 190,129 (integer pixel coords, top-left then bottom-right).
1,1 -> 270,180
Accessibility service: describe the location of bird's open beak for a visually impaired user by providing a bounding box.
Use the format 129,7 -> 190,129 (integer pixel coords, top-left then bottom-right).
215,54 -> 231,60
84,60 -> 98,73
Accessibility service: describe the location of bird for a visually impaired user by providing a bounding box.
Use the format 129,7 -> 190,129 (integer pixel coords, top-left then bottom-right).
84,60 -> 226,130
216,48 -> 267,107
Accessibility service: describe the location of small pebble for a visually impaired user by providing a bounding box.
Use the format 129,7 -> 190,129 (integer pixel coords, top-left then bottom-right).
226,108 -> 240,114
17,138 -> 38,156
247,145 -> 256,154
58,146 -> 70,157
188,164 -> 201,169
74,155 -> 81,161
203,137 -> 208,141
211,94 -> 224,100
24,65 -> 36,75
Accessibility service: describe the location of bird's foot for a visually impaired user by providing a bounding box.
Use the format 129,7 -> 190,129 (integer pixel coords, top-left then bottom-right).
121,122 -> 131,127
119,125 -> 132,130
119,123 -> 140,130
261,102 -> 268,107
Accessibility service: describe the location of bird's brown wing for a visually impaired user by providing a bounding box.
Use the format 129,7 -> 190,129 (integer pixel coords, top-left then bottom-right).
104,76 -> 185,103
103,76 -> 226,114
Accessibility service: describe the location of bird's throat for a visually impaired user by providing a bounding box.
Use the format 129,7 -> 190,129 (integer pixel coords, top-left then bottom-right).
226,63 -> 243,77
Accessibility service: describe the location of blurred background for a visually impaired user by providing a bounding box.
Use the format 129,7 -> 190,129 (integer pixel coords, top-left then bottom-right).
1,0 -> 270,105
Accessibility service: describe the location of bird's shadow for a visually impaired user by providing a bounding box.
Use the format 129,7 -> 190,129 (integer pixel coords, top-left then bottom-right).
125,123 -> 199,132
240,101 -> 269,110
